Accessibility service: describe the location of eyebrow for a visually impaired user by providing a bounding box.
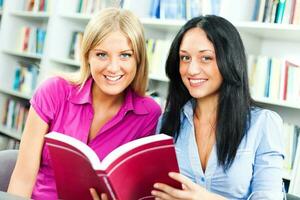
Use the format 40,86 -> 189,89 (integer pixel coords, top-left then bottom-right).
179,49 -> 214,53
93,49 -> 134,53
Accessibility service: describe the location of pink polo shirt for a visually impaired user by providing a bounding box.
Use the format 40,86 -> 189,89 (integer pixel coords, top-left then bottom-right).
30,77 -> 161,200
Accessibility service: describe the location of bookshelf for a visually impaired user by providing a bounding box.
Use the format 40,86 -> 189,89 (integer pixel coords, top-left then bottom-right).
0,0 -> 299,194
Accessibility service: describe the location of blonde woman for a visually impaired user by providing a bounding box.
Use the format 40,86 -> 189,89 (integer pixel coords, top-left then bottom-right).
8,8 -> 161,200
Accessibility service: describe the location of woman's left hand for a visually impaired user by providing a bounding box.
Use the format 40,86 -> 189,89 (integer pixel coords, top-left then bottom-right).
90,188 -> 109,200
151,172 -> 225,200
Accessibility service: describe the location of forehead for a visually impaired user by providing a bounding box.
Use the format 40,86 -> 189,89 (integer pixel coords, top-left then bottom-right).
94,31 -> 133,50
180,28 -> 214,51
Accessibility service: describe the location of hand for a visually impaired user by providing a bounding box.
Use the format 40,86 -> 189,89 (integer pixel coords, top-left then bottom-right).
151,172 -> 225,200
90,188 -> 109,200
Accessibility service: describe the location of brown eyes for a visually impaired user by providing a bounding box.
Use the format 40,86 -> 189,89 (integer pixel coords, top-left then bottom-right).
180,55 -> 191,62
179,55 -> 213,63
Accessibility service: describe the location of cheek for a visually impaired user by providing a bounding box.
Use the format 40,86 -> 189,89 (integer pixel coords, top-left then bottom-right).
179,65 -> 186,78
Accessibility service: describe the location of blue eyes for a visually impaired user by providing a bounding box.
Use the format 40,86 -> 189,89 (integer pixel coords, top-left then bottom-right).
96,53 -> 107,59
120,53 -> 132,58
95,53 -> 132,59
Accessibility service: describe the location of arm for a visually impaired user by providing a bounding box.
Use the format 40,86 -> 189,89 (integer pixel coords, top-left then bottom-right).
151,172 -> 226,200
7,106 -> 48,198
249,111 -> 284,199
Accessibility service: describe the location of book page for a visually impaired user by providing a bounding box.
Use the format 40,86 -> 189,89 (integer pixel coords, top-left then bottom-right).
101,134 -> 171,169
45,132 -> 101,169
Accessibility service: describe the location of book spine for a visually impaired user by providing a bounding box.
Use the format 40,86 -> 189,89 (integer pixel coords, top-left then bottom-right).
275,0 -> 286,23
102,176 -> 117,200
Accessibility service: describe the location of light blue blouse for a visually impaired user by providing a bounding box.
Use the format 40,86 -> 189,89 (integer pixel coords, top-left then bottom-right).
157,100 -> 285,200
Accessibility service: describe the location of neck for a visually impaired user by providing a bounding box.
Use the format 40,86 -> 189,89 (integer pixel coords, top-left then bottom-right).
92,83 -> 125,109
194,94 -> 219,125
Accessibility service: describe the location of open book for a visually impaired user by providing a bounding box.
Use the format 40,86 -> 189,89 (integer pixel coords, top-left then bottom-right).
45,132 -> 180,200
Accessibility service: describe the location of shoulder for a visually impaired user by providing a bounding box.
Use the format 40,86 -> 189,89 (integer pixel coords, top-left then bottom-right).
250,108 -> 283,127
37,76 -> 70,91
248,107 -> 284,150
32,76 -> 75,106
134,94 -> 162,116
35,76 -> 72,96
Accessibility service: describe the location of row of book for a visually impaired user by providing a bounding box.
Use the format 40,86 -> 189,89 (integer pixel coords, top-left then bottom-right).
19,26 -> 46,55
76,0 -> 102,14
146,38 -> 171,79
247,55 -> 300,103
284,123 -> 300,172
253,0 -> 300,24
23,0 -> 50,12
12,61 -> 39,95
0,0 -> 4,10
120,0 -> 299,24
148,0 -> 205,20
1,98 -> 29,135
69,31 -> 83,62
0,135 -> 20,150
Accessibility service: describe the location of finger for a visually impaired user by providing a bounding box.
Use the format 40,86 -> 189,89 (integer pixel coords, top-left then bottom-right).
151,189 -> 180,200
89,188 -> 100,200
101,193 -> 109,200
153,183 -> 190,199
169,172 -> 197,190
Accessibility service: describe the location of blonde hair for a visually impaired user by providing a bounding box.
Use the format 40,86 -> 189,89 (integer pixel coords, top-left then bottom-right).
68,7 -> 148,96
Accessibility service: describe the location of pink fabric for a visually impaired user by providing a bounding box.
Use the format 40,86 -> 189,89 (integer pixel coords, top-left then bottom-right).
30,77 -> 161,200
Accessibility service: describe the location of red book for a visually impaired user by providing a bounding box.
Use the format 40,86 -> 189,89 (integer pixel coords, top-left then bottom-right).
283,61 -> 300,100
45,132 -> 180,200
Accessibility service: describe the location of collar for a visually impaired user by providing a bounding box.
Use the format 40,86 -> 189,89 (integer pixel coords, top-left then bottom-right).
182,99 -> 196,125
68,78 -> 148,115
68,78 -> 93,104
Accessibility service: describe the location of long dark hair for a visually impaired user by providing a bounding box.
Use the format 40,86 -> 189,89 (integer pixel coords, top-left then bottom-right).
160,15 -> 255,169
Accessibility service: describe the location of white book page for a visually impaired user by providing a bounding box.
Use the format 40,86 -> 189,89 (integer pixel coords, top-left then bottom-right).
101,134 -> 171,170
46,132 -> 172,171
45,131 -> 101,169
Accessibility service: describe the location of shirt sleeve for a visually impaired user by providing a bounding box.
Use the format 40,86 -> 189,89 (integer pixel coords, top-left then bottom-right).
30,77 -> 65,124
249,110 -> 285,200
139,99 -> 162,137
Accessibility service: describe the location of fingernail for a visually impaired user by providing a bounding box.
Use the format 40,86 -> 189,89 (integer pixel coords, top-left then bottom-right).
169,172 -> 174,177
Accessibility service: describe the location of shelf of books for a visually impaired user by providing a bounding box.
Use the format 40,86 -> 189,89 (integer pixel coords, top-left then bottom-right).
0,0 -> 299,194
10,10 -> 50,19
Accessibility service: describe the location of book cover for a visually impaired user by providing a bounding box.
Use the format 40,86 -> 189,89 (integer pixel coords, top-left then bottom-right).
45,132 -> 181,200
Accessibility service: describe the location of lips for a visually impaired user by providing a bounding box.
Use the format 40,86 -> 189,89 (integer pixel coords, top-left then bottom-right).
104,75 -> 123,81
188,78 -> 207,86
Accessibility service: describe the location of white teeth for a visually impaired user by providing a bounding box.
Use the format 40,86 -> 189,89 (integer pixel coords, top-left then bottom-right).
105,75 -> 122,81
189,79 -> 206,84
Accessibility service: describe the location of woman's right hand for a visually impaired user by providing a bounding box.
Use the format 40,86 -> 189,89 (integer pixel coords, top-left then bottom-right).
90,188 -> 108,200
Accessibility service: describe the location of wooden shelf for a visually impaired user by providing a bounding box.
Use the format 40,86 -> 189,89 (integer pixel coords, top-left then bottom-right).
235,22 -> 300,42
60,13 -> 91,22
0,87 -> 31,100
2,49 -> 42,60
10,10 -> 49,19
0,125 -> 21,140
253,96 -> 300,110
141,18 -> 300,42
51,57 -> 80,67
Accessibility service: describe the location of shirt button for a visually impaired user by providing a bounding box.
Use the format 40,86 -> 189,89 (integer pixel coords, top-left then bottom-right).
200,177 -> 205,182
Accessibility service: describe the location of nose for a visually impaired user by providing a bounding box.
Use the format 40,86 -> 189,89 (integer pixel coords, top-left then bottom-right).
187,59 -> 202,75
107,57 -> 120,73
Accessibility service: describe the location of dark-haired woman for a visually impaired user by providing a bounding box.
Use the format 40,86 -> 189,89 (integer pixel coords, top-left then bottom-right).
152,15 -> 284,200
